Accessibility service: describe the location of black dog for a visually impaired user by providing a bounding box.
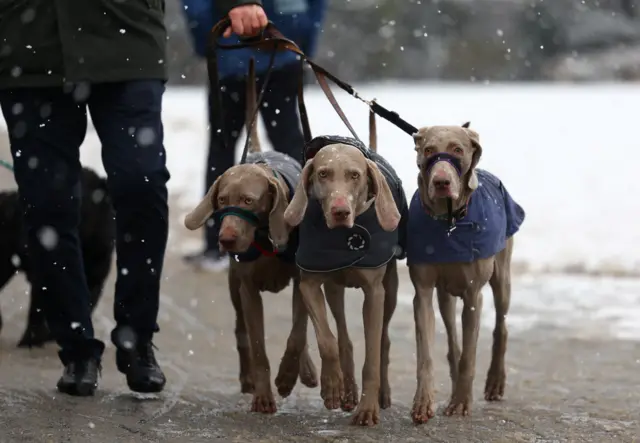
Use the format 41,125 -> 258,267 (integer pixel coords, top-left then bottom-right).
0,167 -> 115,347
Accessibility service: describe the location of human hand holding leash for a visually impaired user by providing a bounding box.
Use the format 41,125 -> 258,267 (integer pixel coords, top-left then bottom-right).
224,4 -> 268,38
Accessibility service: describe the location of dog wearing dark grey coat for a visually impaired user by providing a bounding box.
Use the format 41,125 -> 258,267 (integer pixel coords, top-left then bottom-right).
0,167 -> 115,348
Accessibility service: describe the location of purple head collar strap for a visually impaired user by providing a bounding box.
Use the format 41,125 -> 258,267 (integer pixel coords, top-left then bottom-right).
422,153 -> 463,177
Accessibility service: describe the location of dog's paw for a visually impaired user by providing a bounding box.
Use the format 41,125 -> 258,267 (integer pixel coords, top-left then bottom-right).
250,389 -> 277,414
484,367 -> 506,401
350,396 -> 380,426
240,377 -> 255,394
298,350 -> 318,389
444,395 -> 472,417
341,378 -> 359,412
411,389 -> 435,424
275,352 -> 299,398
320,362 -> 344,410
379,384 -> 391,410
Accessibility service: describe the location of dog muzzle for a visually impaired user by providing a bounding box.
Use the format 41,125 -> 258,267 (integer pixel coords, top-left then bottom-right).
212,206 -> 285,253
422,153 -> 462,177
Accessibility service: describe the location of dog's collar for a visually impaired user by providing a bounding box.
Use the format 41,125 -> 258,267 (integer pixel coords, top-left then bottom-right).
422,196 -> 471,233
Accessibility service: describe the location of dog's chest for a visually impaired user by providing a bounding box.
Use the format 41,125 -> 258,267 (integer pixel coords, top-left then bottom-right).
233,257 -> 296,293
434,259 -> 495,296
406,169 -> 524,265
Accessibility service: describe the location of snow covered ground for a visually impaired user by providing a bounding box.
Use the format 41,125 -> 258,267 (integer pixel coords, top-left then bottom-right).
2,82 -> 640,340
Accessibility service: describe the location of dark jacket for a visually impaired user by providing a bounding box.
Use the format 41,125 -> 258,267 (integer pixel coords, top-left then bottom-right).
295,136 -> 409,273
0,0 -> 260,88
182,0 -> 326,80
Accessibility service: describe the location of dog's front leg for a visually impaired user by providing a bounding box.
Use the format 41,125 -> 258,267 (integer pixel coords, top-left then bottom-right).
445,289 -> 483,416
275,277 -> 319,398
485,237 -> 513,401
325,281 -> 358,412
380,259 -> 398,410
230,268 -> 254,393
299,274 -> 344,410
351,269 -> 385,426
437,287 -> 460,397
409,264 -> 437,424
239,280 -> 276,413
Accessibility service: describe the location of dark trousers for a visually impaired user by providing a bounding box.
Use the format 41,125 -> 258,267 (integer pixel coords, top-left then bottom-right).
204,62 -> 305,251
0,80 -> 170,364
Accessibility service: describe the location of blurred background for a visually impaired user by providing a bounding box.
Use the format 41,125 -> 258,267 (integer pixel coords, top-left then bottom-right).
167,0 -> 640,84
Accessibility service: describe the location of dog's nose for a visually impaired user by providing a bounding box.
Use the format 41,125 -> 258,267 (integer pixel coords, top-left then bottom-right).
331,206 -> 351,221
433,177 -> 451,189
219,229 -> 238,249
219,238 -> 237,250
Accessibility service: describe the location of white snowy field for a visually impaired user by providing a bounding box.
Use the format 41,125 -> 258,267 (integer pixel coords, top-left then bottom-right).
2,82 -> 640,339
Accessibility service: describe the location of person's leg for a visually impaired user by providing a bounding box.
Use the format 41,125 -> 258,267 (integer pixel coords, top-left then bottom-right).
0,87 -> 104,396
88,80 -> 170,393
259,62 -> 306,165
183,76 -> 247,271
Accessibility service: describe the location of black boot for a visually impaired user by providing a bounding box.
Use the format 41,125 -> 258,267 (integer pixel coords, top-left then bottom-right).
116,341 -> 166,393
56,358 -> 100,396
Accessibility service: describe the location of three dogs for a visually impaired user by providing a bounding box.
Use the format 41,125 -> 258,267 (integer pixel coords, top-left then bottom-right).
185,104 -> 524,425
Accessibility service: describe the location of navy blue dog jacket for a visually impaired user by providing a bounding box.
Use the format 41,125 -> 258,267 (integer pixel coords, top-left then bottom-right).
406,169 -> 525,265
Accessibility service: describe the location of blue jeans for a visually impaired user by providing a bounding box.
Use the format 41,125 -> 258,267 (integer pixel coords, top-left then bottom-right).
0,80 -> 170,364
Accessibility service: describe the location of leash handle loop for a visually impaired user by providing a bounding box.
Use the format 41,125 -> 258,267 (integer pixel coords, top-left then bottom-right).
207,18 -> 418,152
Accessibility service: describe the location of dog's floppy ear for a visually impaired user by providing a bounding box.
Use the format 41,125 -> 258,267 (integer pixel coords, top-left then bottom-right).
463,127 -> 482,191
412,128 -> 427,147
184,177 -> 221,230
266,174 -> 290,247
284,159 -> 313,227
413,127 -> 429,167
366,159 -> 401,232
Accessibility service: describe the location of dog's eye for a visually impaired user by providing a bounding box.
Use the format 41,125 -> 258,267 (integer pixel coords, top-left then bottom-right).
317,170 -> 328,179
424,148 -> 433,156
453,147 -> 464,155
243,197 -> 253,205
350,172 -> 360,180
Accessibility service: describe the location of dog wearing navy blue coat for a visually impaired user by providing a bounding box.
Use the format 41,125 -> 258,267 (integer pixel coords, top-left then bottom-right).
406,123 -> 525,424
284,135 -> 407,426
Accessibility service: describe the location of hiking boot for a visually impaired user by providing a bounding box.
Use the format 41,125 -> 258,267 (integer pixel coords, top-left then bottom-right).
56,358 -> 100,396
116,341 -> 166,393
182,248 -> 229,272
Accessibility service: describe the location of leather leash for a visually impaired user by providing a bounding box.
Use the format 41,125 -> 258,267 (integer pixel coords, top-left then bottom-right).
207,18 -> 418,149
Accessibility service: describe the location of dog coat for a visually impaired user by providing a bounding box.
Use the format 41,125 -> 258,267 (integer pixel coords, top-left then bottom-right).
228,151 -> 301,263
295,136 -> 409,272
406,169 -> 525,265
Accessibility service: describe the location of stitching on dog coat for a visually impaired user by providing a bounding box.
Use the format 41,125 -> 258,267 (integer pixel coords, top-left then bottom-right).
406,169 -> 525,265
295,136 -> 409,273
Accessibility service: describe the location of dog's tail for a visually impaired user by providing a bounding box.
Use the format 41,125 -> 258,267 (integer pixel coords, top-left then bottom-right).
369,99 -> 377,153
245,57 -> 261,154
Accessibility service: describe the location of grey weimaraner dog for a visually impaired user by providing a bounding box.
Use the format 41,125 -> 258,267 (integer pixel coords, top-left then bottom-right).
284,134 -> 408,426
184,60 -> 318,413
406,123 -> 525,423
